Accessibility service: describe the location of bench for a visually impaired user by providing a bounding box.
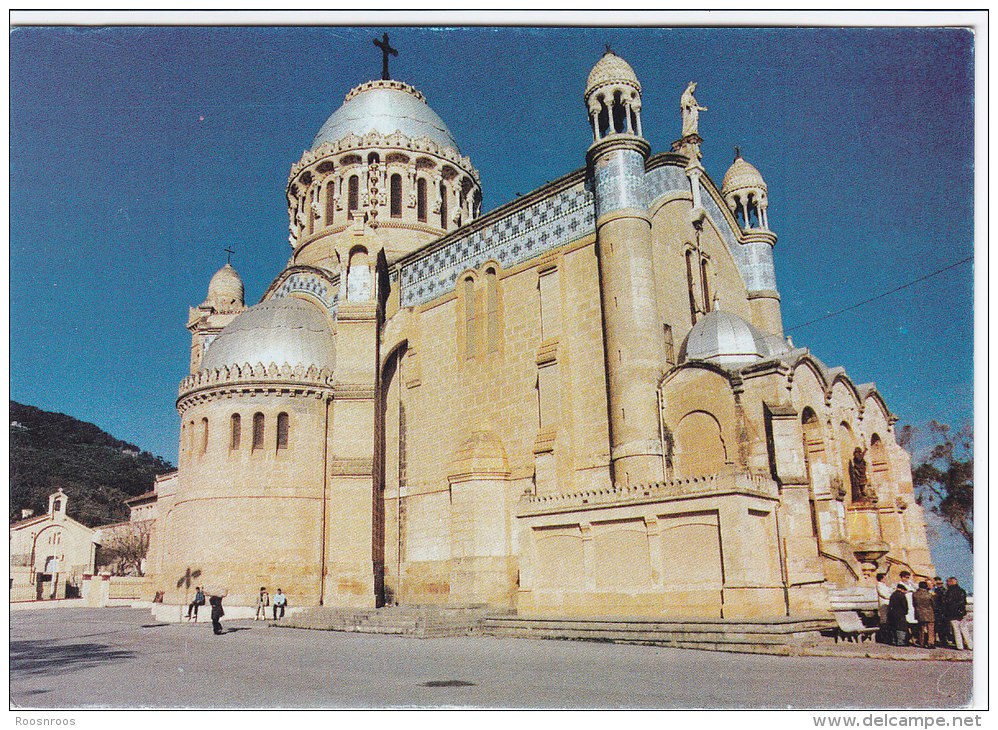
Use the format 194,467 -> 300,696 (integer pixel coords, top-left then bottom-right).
828,587 -> 880,643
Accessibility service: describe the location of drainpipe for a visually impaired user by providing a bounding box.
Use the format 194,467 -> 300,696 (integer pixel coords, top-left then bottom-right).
774,504 -> 791,616
319,394 -> 331,605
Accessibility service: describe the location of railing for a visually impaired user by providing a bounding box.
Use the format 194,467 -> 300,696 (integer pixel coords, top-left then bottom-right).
521,472 -> 777,513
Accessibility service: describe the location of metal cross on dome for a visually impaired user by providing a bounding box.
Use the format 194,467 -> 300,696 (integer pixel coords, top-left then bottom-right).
373,32 -> 398,80
223,245 -> 235,264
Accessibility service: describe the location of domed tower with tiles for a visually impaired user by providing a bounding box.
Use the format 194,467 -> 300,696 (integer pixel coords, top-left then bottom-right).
148,41 -> 935,622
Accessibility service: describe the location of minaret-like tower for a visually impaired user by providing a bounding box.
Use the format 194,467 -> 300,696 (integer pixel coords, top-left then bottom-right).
585,51 -> 664,486
721,150 -> 783,336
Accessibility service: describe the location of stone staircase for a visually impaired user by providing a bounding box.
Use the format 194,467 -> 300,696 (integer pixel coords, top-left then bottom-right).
481,615 -> 835,654
274,604 -> 495,638
274,604 -> 834,653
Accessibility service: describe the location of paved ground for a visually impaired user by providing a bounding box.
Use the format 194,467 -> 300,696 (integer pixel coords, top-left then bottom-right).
10,608 -> 974,709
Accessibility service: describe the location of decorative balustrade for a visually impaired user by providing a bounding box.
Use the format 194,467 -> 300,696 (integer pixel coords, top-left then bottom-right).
520,472 -> 777,514
178,362 -> 335,399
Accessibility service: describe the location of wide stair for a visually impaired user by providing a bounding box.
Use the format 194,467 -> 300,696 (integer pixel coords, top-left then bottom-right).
483,615 -> 835,654
275,605 -> 834,652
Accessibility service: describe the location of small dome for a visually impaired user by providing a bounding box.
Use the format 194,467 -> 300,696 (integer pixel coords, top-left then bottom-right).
203,263 -> 244,310
586,51 -> 640,98
721,154 -> 767,197
679,310 -> 787,367
201,296 -> 335,372
311,80 -> 459,153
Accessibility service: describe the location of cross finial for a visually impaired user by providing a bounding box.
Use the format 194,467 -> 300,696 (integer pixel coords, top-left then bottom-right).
734,146 -> 741,161
604,43 -> 613,55
373,32 -> 398,81
223,245 -> 235,264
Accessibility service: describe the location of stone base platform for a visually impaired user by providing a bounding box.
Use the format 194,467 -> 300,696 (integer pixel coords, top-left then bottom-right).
273,604 -> 497,638
482,614 -> 836,654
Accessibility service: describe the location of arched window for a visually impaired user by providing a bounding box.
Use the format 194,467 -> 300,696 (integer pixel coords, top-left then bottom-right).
348,175 -> 359,216
252,412 -> 265,450
485,267 -> 501,353
440,182 -> 448,229
230,413 -> 241,450
390,174 -> 402,218
200,417 -> 209,455
663,324 -> 675,367
277,412 -> 289,450
685,249 -> 698,325
347,247 -> 372,301
416,178 -> 427,222
611,91 -> 626,133
700,257 -> 711,312
307,188 -> 316,234
325,180 -> 336,223
463,275 -> 477,359
53,499 -> 62,512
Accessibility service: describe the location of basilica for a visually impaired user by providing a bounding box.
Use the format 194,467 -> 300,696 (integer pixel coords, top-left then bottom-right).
146,48 -> 934,620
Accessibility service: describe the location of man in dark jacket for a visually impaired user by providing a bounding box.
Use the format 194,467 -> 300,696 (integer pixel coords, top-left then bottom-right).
209,594 -> 225,635
943,577 -> 972,650
932,576 -> 949,646
887,583 -> 910,646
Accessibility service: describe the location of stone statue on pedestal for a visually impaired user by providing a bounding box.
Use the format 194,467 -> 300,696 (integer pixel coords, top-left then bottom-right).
681,82 -> 707,137
849,447 -> 877,502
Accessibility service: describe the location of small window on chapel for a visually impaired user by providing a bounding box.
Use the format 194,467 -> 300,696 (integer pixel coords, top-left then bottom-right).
230,413 -> 241,450
277,412 -> 289,450
200,418 -> 209,455
348,175 -> 359,215
252,412 -> 265,450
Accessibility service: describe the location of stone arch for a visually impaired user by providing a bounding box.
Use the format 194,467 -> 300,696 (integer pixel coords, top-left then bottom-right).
869,432 -> 890,486
674,410 -> 728,478
376,339 -> 409,607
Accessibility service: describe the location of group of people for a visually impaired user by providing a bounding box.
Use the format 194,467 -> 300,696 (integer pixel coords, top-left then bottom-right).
878,572 -> 972,650
254,587 -> 288,621
183,585 -> 289,636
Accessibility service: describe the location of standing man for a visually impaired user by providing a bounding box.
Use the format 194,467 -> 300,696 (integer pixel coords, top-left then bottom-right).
209,594 -> 225,635
273,588 -> 287,620
876,572 -> 893,642
932,576 -> 949,647
255,587 -> 270,621
899,570 -> 918,644
943,576 -> 972,651
887,583 -> 910,647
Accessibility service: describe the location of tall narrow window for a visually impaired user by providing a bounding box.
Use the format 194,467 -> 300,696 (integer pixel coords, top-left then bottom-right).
348,175 -> 359,215
463,276 -> 476,359
325,181 -> 336,223
200,418 -> 209,455
276,412 -> 289,450
230,413 -> 241,450
307,188 -> 316,234
685,250 -> 698,325
252,412 -> 265,450
700,257 -> 711,313
663,324 -> 675,367
486,267 -> 501,353
440,182 -> 448,229
390,174 -> 402,218
416,178 -> 427,222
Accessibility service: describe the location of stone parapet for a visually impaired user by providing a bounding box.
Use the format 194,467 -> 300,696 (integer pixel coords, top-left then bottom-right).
518,472 -> 777,516
177,362 -> 334,409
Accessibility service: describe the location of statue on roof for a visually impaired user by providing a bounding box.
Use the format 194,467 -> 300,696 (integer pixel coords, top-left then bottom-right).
681,82 -> 707,137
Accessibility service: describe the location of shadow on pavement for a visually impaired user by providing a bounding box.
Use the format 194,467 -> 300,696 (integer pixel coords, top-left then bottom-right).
10,639 -> 136,676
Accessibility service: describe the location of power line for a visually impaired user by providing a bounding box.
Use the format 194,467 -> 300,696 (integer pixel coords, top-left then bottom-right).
784,255 -> 974,334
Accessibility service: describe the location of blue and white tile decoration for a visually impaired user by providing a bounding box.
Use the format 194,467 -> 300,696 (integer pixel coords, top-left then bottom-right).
399,182 -> 595,307
273,271 -> 339,315
398,159 -> 761,308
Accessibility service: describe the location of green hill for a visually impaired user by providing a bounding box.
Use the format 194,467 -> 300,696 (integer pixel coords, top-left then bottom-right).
9,401 -> 174,527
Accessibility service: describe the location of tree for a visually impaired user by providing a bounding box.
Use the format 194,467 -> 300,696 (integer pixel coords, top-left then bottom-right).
96,521 -> 152,576
899,421 -> 973,551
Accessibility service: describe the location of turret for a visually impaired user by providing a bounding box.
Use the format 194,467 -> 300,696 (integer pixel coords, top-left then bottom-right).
585,51 -> 664,486
721,150 -> 783,336
187,261 -> 246,374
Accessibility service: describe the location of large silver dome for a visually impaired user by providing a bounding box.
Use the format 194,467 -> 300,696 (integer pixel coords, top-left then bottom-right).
311,80 -> 459,153
679,310 -> 788,367
201,296 -> 335,371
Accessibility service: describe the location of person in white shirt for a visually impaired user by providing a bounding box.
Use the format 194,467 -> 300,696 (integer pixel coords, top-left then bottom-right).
273,588 -> 288,620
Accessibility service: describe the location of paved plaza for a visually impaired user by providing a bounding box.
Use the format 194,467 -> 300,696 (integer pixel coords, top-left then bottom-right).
10,607 -> 974,709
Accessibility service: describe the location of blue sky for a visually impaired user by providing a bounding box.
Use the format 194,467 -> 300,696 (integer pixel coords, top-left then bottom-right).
9,23 -> 975,583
